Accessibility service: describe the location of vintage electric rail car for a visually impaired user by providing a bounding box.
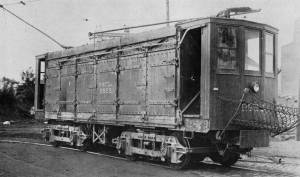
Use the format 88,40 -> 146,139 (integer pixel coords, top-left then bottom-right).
34,10 -> 296,169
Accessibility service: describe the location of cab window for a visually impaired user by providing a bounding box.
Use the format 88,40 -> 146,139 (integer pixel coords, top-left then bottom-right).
217,26 -> 237,70
265,33 -> 274,73
245,29 -> 260,71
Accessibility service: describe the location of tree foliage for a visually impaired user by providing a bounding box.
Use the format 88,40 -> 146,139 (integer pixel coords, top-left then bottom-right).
0,67 -> 35,121
16,67 -> 35,118
0,77 -> 18,117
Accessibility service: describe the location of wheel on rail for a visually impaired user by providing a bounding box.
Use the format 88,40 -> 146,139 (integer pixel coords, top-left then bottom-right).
51,141 -> 60,147
126,154 -> 138,161
42,129 -> 50,142
209,147 -> 239,167
43,134 -> 50,142
190,154 -> 206,164
79,138 -> 92,152
169,132 -> 191,170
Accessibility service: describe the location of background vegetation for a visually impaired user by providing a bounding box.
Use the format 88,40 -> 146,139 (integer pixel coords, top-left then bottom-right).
0,68 -> 35,121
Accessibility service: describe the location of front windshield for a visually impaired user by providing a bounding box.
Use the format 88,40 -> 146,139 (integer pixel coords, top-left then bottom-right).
217,26 -> 237,70
245,29 -> 260,71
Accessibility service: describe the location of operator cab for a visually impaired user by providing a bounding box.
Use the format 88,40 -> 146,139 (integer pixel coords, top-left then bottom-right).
177,10 -> 278,131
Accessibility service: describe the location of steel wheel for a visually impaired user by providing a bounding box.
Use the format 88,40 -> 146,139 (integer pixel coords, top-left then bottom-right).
169,132 -> 191,170
79,138 -> 92,152
209,146 -> 239,167
51,141 -> 60,147
190,154 -> 206,164
126,154 -> 138,161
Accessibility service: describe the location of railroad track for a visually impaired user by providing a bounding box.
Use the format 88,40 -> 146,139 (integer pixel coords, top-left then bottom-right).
0,139 -> 286,174
0,139 -> 172,169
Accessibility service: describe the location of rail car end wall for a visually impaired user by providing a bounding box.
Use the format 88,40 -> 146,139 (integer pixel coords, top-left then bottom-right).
34,54 -> 46,120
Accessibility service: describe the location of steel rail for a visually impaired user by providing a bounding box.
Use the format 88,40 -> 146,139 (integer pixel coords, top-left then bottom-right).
0,139 -> 126,160
0,139 -> 287,173
0,139 -> 172,169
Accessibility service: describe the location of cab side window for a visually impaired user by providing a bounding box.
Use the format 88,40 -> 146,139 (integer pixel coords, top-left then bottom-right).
265,33 -> 274,73
217,27 -> 238,70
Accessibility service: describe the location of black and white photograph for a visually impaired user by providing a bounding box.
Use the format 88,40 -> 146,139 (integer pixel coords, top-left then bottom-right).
0,0 -> 300,176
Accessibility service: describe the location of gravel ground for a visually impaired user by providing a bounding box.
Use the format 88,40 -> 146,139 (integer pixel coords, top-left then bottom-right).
0,142 -> 298,177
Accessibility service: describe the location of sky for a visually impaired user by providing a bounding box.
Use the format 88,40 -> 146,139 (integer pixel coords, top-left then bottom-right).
0,0 -> 300,81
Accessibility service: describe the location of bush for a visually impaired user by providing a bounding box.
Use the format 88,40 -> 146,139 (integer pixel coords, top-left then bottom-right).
16,68 -> 35,119
0,77 -> 18,119
0,68 -> 35,121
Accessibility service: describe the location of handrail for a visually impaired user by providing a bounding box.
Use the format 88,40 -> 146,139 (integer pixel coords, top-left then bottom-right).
181,91 -> 200,114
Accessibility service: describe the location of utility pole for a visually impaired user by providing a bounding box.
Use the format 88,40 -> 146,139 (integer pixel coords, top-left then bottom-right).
166,0 -> 170,26
297,77 -> 300,141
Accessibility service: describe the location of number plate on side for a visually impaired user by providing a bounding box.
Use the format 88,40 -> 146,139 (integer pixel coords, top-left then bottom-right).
239,130 -> 269,148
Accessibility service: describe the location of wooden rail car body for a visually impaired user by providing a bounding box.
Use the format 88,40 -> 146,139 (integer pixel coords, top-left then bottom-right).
35,17 -> 279,168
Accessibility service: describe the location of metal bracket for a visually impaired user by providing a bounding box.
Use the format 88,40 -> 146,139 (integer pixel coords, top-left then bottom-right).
183,131 -> 194,139
181,91 -> 200,115
142,47 -> 149,57
56,104 -> 62,117
93,57 -> 97,65
58,62 -> 63,69
115,64 -> 121,74
141,111 -> 148,122
114,99 -> 120,106
174,58 -> 179,67
178,28 -> 191,47
92,125 -> 107,144
176,109 -> 183,125
169,99 -> 178,107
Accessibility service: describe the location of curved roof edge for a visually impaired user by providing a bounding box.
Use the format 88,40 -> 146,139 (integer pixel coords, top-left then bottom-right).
45,17 -> 278,60
47,26 -> 176,60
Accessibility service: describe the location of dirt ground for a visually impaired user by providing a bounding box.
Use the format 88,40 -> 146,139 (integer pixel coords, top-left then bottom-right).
0,120 -> 300,177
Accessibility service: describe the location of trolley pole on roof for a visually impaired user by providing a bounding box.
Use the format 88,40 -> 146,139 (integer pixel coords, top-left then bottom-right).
297,77 -> 300,141
0,4 -> 71,49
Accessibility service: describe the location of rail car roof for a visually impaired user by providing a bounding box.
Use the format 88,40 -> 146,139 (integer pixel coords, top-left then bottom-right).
45,17 -> 278,60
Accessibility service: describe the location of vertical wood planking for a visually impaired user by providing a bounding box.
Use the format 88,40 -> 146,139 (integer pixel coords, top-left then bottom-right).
201,25 -> 210,121
297,77 -> 300,141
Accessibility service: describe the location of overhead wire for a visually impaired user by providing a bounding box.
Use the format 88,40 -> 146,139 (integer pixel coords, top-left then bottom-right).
0,3 -> 71,49
1,0 -> 42,6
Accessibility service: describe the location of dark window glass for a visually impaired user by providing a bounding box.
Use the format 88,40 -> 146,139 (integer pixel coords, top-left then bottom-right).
217,27 -> 237,69
217,49 -> 237,69
40,61 -> 45,84
245,29 -> 260,71
265,33 -> 274,73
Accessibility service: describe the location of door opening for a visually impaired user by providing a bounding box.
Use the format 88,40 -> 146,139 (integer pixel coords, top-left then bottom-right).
180,28 -> 201,114
35,57 -> 45,110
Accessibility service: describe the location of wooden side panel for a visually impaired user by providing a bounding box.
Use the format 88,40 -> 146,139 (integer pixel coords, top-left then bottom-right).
264,78 -> 276,101
200,26 -> 210,122
298,78 -> 300,141
118,55 -> 146,119
263,33 -> 277,103
148,50 -> 176,116
44,35 -> 178,128
61,62 -> 75,113
44,68 -> 60,113
76,63 -> 95,113
213,75 -> 242,129
96,59 -> 117,120
209,23 -> 242,130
